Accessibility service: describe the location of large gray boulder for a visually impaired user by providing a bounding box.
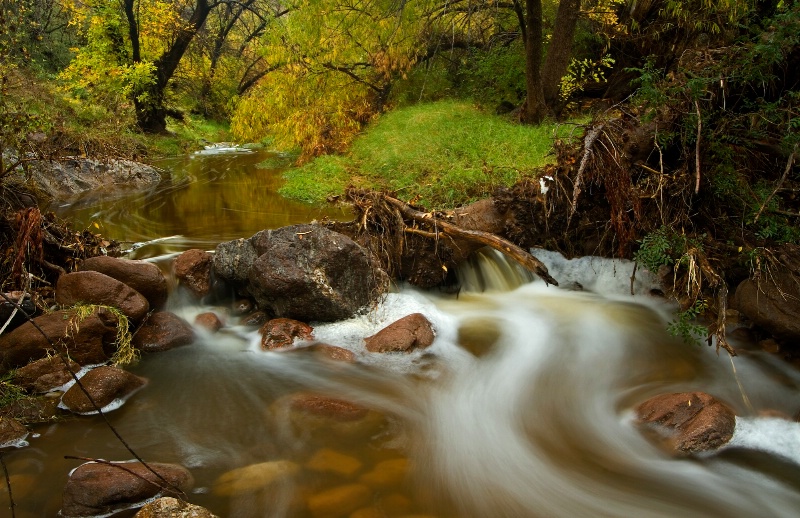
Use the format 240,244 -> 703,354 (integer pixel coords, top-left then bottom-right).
214,237 -> 258,287
26,157 -> 162,200
247,225 -> 388,322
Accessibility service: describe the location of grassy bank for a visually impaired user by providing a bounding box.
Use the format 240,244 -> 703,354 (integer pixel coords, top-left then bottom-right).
279,100 -> 572,209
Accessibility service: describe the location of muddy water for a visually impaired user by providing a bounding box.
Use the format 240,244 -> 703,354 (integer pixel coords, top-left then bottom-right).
47,146 -> 348,256
5,149 -> 800,517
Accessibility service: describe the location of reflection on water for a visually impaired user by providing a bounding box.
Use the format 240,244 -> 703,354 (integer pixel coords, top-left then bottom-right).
48,148 -> 348,255
7,151 -> 800,517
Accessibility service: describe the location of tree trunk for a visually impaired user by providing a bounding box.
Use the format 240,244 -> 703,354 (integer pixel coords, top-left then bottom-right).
132,0 -> 213,133
520,0 -> 547,124
541,0 -> 581,108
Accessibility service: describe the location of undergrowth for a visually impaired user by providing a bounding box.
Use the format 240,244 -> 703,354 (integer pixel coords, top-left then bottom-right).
279,100 -> 571,209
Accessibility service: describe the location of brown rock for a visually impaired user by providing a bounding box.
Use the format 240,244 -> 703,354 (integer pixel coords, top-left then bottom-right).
365,314 -> 435,353
240,310 -> 269,327
635,391 -> 736,454
305,448 -> 363,477
307,344 -> 357,363
13,356 -> 81,392
0,416 -> 28,446
213,460 -> 300,497
358,458 -> 410,488
80,256 -> 169,309
174,249 -> 213,299
307,483 -> 371,518
195,312 -> 224,333
61,366 -> 147,414
135,497 -> 218,518
260,318 -> 314,350
735,270 -> 800,342
290,394 -> 369,421
62,461 -> 193,517
56,271 -> 150,323
133,312 -> 194,353
0,393 -> 63,423
0,308 -> 119,371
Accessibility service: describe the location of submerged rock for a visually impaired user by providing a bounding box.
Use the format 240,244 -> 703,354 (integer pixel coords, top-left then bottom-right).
0,308 -> 119,371
174,249 -> 213,299
260,318 -> 314,350
213,460 -> 299,497
307,483 -> 371,518
135,497 -> 218,518
61,366 -> 147,414
80,256 -> 169,309
364,313 -> 435,353
635,391 -> 736,454
133,311 -> 194,353
62,461 -> 193,517
55,270 -> 150,323
248,224 -> 388,322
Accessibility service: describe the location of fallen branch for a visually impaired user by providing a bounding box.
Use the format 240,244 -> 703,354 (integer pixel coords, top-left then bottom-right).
753,143 -> 797,224
380,193 -> 559,286
694,99 -> 702,194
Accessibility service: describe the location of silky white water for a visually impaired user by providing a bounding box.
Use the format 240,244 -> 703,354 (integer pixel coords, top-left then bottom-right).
9,148 -> 799,517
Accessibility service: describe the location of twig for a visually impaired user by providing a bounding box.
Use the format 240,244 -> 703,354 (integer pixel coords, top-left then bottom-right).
0,293 -> 187,501
568,124 -> 604,226
694,99 -> 702,194
0,452 -> 15,518
753,143 -> 798,224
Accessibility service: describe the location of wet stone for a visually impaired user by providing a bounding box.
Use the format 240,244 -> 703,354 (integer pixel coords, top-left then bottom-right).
195,312 -> 224,333
62,461 -> 193,517
13,356 -> 80,393
135,497 -> 219,518
55,270 -> 150,323
365,313 -> 435,353
80,255 -> 168,309
133,311 -> 194,353
635,391 -> 736,454
61,366 -> 147,414
174,249 -> 213,299
260,318 -> 314,350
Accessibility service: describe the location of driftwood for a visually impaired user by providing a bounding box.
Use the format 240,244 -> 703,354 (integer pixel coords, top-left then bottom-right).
378,193 -> 558,286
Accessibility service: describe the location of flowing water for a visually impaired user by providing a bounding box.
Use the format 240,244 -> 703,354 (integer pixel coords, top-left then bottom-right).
4,148 -> 800,517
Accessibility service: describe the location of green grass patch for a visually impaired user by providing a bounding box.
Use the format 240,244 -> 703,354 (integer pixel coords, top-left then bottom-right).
280,155 -> 353,204
280,100 -> 566,209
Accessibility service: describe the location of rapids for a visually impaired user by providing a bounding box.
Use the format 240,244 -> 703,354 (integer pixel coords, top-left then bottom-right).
4,147 -> 800,517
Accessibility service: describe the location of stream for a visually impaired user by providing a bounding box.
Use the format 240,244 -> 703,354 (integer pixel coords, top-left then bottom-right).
5,147 -> 800,517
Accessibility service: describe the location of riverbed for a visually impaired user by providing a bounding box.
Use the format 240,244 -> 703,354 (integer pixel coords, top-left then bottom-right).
4,147 -> 800,517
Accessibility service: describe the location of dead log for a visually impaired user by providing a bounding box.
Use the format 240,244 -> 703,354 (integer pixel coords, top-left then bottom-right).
379,193 -> 558,286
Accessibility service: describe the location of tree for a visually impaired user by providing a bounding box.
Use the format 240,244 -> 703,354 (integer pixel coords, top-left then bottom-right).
518,0 -> 581,123
61,0 -> 218,133
231,0 -> 430,157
